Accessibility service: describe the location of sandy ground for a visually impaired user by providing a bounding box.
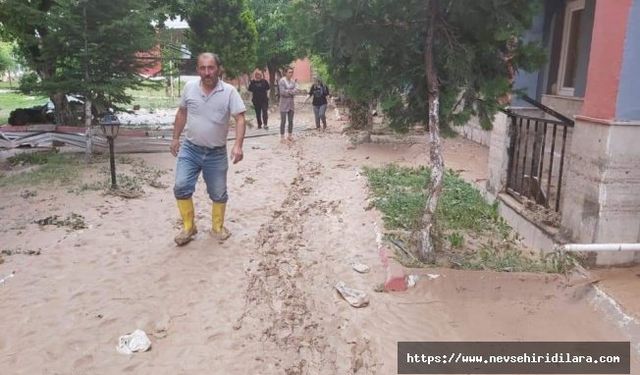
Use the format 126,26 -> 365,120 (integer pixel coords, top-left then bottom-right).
1,103 -> 638,374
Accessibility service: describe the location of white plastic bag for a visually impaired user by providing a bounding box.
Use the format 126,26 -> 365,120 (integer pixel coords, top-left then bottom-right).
335,281 -> 369,308
117,329 -> 152,355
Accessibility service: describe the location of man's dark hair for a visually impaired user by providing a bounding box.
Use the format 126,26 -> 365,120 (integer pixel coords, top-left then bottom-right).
197,52 -> 222,67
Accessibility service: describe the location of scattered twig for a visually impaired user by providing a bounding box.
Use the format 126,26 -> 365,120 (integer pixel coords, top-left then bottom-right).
389,238 -> 421,264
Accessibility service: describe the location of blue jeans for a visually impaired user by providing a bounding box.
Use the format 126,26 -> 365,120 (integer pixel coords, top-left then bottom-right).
313,104 -> 327,128
174,140 -> 228,202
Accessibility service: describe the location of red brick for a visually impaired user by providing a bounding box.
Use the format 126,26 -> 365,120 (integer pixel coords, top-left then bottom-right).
385,263 -> 407,292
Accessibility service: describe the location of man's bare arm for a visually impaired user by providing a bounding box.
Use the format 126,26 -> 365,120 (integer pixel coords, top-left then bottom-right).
170,107 -> 187,156
231,112 -> 246,164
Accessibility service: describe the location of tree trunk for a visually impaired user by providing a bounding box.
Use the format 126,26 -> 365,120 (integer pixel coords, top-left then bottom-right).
345,98 -> 372,131
267,61 -> 277,102
84,98 -> 93,158
50,93 -> 71,125
169,60 -> 175,99
418,0 -> 444,263
83,3 -> 92,159
498,35 -> 518,106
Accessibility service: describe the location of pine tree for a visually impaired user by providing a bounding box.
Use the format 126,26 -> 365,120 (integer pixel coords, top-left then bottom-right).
41,0 -> 157,113
0,0 -> 67,122
250,0 -> 301,99
292,0 -> 544,261
184,0 -> 258,78
0,0 -> 158,123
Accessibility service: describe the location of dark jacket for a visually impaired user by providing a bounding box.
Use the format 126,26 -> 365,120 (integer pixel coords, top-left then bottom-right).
248,79 -> 270,104
309,83 -> 329,106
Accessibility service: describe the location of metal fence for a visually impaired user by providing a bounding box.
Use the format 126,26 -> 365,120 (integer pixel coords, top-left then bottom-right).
505,97 -> 574,214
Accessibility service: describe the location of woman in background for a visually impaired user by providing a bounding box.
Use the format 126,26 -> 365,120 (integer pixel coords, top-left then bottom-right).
248,71 -> 270,130
307,77 -> 330,130
278,67 -> 297,142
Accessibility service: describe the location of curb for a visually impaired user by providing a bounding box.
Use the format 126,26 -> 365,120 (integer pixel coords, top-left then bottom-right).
374,223 -> 407,292
380,246 -> 408,291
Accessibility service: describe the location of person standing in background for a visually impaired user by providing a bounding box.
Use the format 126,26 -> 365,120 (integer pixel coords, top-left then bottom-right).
306,77 -> 330,131
278,67 -> 297,143
248,71 -> 270,130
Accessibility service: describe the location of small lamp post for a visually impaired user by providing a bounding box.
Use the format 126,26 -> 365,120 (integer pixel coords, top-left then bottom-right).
99,114 -> 121,189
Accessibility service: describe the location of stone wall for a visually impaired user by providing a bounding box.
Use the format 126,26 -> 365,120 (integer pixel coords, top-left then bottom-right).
459,116 -> 491,147
560,118 -> 640,265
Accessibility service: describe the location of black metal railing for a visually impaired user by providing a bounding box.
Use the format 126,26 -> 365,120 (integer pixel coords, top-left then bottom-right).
504,96 -> 574,215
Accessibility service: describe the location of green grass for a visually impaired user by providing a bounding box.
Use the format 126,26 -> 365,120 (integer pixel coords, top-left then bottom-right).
0,90 -> 48,124
0,79 -> 252,123
0,150 -> 81,187
126,80 -> 186,111
129,96 -> 176,111
0,80 -> 182,124
2,149 -> 169,201
448,232 -> 464,248
363,165 -> 576,273
0,81 -> 18,89
7,151 -> 61,166
363,165 -> 509,235
437,172 -> 511,237
364,165 -> 430,230
459,245 -> 579,273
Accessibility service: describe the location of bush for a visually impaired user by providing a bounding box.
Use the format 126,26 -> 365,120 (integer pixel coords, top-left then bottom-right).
18,72 -> 39,95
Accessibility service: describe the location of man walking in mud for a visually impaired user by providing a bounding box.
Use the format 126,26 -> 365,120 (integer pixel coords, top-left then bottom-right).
170,52 -> 246,246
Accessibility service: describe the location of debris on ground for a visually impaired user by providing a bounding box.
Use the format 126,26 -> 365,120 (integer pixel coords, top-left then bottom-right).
352,263 -> 370,274
1,248 -> 41,256
130,160 -> 168,189
407,274 -> 420,288
116,329 -> 152,355
0,271 -> 15,285
107,187 -> 144,199
148,180 -> 167,189
20,190 -> 38,199
335,281 -> 369,308
426,274 -> 441,280
34,213 -> 87,230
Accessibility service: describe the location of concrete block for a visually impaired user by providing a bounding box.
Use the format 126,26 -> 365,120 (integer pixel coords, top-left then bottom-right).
384,263 -> 407,292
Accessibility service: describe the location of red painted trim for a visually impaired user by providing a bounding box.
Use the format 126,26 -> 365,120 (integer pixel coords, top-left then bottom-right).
581,0 -> 633,120
575,115 -> 640,126
574,115 -> 613,125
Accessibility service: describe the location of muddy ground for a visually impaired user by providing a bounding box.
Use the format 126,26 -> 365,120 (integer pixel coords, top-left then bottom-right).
0,103 -> 638,374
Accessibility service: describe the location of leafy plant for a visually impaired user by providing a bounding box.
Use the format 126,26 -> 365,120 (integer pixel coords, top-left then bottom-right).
364,165 -> 576,273
448,232 -> 464,249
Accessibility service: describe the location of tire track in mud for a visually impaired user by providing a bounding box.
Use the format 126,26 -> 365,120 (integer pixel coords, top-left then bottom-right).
234,146 -> 337,374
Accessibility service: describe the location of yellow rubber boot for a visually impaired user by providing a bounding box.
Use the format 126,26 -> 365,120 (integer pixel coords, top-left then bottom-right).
211,202 -> 231,242
175,198 -> 197,246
